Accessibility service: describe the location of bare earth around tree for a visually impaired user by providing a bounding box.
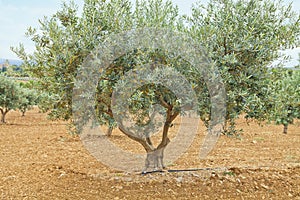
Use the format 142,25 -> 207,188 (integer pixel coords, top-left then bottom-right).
0,108 -> 299,199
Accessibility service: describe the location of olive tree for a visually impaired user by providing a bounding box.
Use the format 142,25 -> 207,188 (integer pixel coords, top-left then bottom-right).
266,65 -> 300,134
18,87 -> 37,117
0,76 -> 21,123
13,0 -> 192,171
184,0 -> 300,134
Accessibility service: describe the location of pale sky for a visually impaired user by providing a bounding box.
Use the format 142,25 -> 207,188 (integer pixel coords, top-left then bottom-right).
0,0 -> 299,67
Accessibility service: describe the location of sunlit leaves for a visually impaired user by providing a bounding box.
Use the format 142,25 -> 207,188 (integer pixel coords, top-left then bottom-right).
267,68 -> 300,130
0,76 -> 38,122
184,0 -> 300,134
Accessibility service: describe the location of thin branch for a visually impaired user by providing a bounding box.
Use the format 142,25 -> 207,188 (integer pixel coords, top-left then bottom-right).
170,111 -> 180,122
159,95 -> 172,109
118,124 -> 154,152
224,36 -> 228,55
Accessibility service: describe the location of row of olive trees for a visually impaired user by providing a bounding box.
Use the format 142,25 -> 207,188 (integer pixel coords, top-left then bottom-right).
0,65 -> 28,77
12,0 -> 300,170
266,66 -> 300,134
0,76 -> 38,123
12,0 -> 300,130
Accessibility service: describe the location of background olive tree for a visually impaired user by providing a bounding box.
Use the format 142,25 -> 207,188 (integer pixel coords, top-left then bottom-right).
18,84 -> 38,117
184,0 -> 300,134
266,61 -> 300,134
0,76 -> 38,122
0,76 -> 21,123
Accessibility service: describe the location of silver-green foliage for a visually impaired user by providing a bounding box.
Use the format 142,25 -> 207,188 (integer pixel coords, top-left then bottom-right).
267,67 -> 300,133
0,76 -> 21,123
184,0 -> 300,133
18,87 -> 38,117
12,0 -> 179,121
0,77 -> 38,123
12,0 -> 300,134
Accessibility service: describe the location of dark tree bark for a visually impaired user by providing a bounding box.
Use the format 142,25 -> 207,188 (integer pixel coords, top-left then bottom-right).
106,126 -> 113,136
283,106 -> 293,134
283,124 -> 288,134
0,108 -> 9,124
0,114 -> 4,124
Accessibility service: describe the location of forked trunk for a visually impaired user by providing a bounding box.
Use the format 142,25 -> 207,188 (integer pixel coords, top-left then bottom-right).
142,107 -> 178,173
0,109 -> 9,124
118,104 -> 178,173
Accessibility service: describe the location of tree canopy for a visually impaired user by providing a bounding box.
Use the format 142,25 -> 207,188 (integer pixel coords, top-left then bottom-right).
12,0 -> 300,171
184,0 -> 300,133
266,63 -> 300,133
0,76 -> 38,123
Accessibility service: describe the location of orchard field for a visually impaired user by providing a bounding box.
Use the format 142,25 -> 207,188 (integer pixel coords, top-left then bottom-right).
0,108 -> 299,199
1,0 -> 300,199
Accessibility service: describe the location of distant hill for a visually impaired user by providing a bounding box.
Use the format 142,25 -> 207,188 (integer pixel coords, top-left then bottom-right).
0,58 -> 23,66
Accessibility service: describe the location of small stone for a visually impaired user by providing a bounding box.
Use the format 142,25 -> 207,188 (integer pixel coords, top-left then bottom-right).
176,176 -> 183,183
192,173 -> 200,178
58,172 -> 66,178
260,183 -> 269,190
124,177 -> 133,182
115,186 -> 123,190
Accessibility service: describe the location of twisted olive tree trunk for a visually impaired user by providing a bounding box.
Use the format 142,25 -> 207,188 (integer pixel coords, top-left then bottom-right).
118,102 -> 179,173
0,108 -> 10,124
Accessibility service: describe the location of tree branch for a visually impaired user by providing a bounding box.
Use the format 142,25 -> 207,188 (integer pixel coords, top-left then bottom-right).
224,36 -> 228,55
118,124 -> 154,152
170,111 -> 180,122
159,95 -> 172,109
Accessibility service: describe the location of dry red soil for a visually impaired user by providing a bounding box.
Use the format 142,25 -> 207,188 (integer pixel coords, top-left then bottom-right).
0,108 -> 299,199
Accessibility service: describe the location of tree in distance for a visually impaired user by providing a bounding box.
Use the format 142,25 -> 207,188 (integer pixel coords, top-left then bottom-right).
266,58 -> 300,134
0,76 -> 21,123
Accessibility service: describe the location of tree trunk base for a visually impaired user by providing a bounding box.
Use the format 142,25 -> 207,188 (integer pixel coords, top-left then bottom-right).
106,127 -> 113,136
142,148 -> 166,173
1,116 -> 5,124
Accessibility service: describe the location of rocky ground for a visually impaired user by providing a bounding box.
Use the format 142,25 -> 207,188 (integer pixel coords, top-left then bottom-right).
0,108 -> 299,199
